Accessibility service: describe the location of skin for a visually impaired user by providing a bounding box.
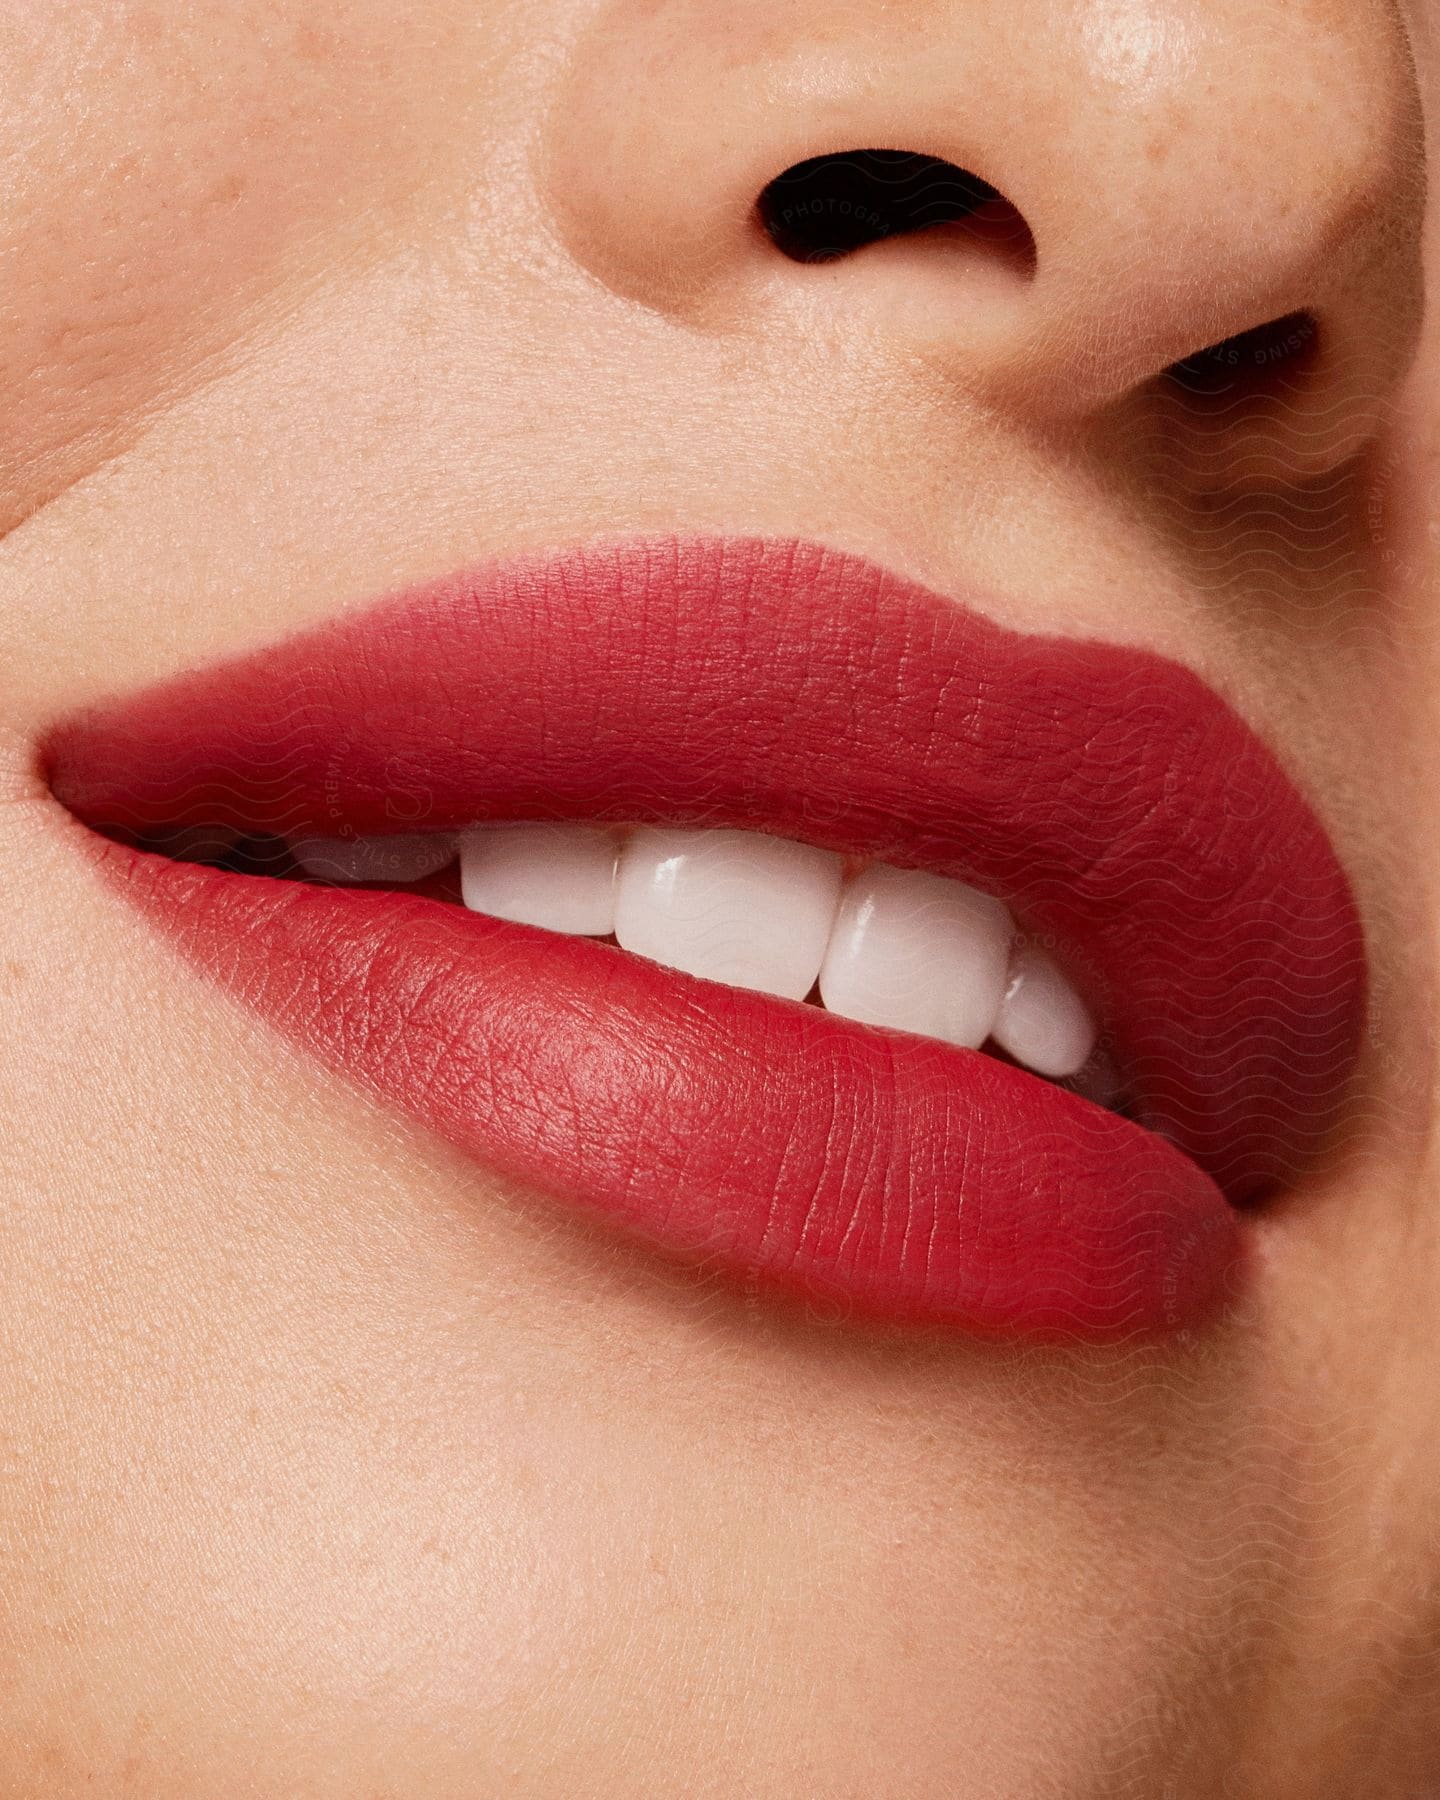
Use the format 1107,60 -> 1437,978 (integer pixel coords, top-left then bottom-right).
0,0 -> 1436,1793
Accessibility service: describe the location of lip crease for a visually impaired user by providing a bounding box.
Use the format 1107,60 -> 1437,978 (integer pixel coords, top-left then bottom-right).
42,536 -> 1366,1337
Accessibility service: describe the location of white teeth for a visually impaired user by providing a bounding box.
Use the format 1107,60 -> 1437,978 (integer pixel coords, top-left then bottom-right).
818,863 -> 1013,1050
314,813 -> 1101,1088
992,943 -> 1098,1080
613,827 -> 843,1000
459,822 -> 621,935
290,833 -> 455,885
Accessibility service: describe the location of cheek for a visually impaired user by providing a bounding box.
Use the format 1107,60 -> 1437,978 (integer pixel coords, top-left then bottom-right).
0,3 -> 431,535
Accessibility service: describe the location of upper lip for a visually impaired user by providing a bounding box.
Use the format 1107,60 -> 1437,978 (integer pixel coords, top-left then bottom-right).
43,535 -> 1367,1333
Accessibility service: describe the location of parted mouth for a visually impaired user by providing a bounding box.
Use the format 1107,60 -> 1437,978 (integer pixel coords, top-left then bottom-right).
42,536 -> 1367,1337
144,819 -> 1114,1102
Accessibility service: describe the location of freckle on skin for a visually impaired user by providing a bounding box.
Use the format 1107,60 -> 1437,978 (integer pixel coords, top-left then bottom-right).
1146,134 -> 1169,166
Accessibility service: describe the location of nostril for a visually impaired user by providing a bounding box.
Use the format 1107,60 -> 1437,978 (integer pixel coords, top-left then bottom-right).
757,149 -> 1036,273
1162,311 -> 1321,404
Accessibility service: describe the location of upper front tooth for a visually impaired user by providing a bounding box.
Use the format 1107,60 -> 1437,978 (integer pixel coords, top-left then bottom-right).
459,822 -> 621,935
818,863 -> 1013,1049
613,826 -> 843,1000
290,832 -> 455,885
992,943 -> 1097,1079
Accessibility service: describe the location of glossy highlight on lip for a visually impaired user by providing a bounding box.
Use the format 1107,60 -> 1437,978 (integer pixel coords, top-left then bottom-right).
44,537 -> 1367,1337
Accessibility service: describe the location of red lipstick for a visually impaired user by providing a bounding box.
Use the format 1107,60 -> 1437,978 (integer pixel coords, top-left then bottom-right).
45,538 -> 1365,1336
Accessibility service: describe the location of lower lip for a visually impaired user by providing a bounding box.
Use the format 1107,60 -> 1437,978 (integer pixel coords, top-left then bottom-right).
94,841 -> 1241,1337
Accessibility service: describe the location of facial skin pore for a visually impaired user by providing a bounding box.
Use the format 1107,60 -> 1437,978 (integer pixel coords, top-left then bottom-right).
0,3 -> 1436,1795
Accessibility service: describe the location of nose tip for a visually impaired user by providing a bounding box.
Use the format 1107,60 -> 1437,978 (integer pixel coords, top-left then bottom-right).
543,0 -> 1423,486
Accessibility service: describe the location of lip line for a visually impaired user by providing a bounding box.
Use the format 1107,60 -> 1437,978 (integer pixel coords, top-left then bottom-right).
41,533 -> 1366,1335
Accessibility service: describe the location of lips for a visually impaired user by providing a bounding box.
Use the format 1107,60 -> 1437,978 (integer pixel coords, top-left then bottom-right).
44,537 -> 1366,1336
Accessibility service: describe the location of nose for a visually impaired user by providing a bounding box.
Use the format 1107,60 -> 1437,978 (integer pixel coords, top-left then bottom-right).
543,0 -> 1423,486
